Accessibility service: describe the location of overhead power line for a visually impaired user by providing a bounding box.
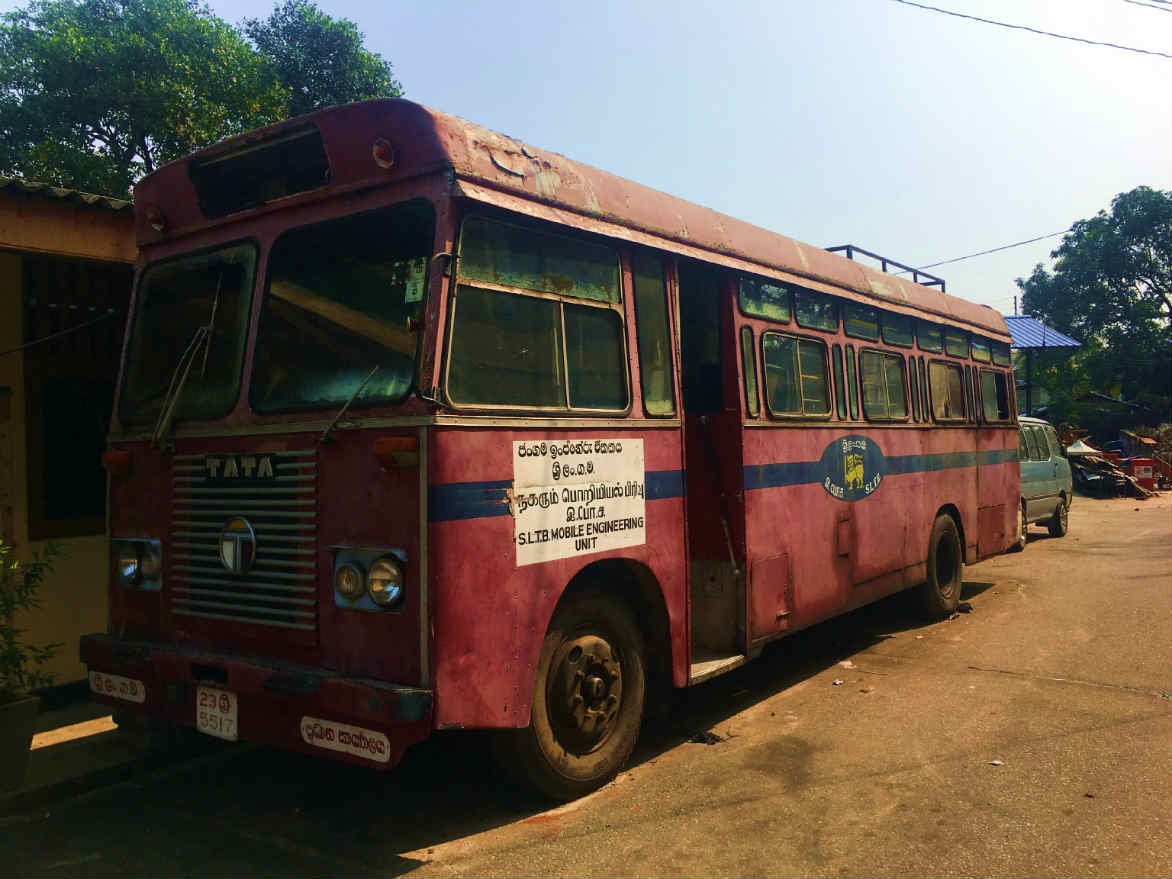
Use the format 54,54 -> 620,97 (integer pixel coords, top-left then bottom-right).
895,228 -> 1072,275
887,0 -> 1172,59
1119,0 -> 1172,12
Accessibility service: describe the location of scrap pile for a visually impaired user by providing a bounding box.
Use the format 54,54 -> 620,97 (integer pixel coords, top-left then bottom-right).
1066,441 -> 1157,499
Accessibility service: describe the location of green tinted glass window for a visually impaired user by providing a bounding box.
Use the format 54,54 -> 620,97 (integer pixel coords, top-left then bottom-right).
843,304 -> 879,341
882,313 -> 914,347
741,326 -> 759,417
565,305 -> 627,409
909,359 -> 921,421
738,276 -> 790,323
632,252 -> 675,415
992,341 -> 1012,367
459,216 -> 619,303
762,332 -> 830,416
251,201 -> 433,414
793,290 -> 838,332
917,321 -> 942,352
845,345 -> 859,420
971,337 -> 991,362
832,344 -> 846,419
860,350 -> 908,419
945,327 -> 968,358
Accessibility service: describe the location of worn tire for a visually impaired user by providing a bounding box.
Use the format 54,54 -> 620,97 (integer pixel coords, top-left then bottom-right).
497,589 -> 645,802
1010,502 -> 1027,552
918,514 -> 964,619
1047,498 -> 1069,538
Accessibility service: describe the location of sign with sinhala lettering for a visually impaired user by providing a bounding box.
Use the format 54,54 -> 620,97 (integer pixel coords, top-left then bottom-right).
511,439 -> 646,567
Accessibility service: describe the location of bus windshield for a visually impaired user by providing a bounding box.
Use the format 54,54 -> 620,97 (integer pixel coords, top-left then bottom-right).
250,199 -> 434,413
119,242 -> 257,425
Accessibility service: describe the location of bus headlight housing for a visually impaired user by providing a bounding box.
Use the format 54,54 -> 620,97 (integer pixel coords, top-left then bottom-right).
334,562 -> 366,601
367,557 -> 404,608
112,538 -> 163,590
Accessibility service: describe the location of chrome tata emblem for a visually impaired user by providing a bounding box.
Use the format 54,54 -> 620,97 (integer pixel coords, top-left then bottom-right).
219,517 -> 256,574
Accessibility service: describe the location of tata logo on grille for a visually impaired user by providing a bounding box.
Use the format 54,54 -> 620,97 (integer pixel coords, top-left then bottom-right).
820,435 -> 887,502
205,455 -> 276,480
219,517 -> 256,574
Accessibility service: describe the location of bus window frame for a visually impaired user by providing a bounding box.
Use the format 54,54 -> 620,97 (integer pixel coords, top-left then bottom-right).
759,329 -> 833,420
737,274 -> 792,324
632,249 -> 677,418
832,343 -> 847,420
442,213 -> 633,415
858,347 -> 911,423
845,343 -> 859,420
927,358 -> 968,424
740,325 -> 760,418
979,367 -> 1013,424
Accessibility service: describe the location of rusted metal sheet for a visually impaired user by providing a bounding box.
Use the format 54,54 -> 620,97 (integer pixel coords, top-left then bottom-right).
133,99 -> 1010,341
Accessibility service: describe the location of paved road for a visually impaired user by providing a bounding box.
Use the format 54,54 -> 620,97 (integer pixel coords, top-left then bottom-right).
3,494 -> 1169,877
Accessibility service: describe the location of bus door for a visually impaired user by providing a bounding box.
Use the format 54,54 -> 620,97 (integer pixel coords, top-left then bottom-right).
677,260 -> 747,679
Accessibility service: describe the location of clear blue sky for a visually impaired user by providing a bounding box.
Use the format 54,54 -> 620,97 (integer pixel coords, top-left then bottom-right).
19,0 -> 1172,315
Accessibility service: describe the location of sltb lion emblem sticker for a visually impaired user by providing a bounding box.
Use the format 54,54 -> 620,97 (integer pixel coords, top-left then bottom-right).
820,436 -> 886,501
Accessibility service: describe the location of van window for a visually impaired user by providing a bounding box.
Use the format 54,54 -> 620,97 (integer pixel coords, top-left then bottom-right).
1024,426 -> 1047,461
1043,425 -> 1063,458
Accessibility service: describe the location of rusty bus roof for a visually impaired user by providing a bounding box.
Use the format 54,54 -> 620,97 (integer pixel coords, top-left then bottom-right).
134,99 -> 1009,340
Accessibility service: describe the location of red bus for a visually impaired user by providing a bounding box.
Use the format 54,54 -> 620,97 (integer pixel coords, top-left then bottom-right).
84,99 -> 1019,800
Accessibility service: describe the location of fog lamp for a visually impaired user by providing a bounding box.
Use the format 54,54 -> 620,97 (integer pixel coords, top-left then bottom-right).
366,557 -> 404,607
334,562 -> 365,601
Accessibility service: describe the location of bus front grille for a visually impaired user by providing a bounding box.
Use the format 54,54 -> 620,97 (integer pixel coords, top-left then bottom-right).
169,450 -> 318,633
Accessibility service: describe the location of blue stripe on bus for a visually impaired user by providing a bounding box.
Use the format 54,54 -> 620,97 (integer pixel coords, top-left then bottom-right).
745,447 -> 1017,491
429,469 -> 686,522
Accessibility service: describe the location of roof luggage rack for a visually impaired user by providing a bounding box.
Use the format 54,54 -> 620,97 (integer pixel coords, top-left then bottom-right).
825,244 -> 946,292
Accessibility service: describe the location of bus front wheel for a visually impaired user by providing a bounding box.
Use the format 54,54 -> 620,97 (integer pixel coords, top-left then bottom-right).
499,589 -> 645,801
918,514 -> 963,618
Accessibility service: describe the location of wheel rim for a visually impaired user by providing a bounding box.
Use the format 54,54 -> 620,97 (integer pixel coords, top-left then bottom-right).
546,634 -> 623,756
1059,503 -> 1068,530
1020,507 -> 1028,545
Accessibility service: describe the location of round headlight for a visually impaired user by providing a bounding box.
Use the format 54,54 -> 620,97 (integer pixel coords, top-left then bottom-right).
367,557 -> 404,607
139,546 -> 162,580
117,545 -> 141,585
334,562 -> 365,601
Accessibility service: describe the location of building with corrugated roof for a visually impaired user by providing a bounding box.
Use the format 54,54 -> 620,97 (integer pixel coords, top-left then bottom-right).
1,176 -> 136,685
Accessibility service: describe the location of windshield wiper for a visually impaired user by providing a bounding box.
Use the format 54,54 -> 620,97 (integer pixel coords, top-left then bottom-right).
319,364 -> 380,445
150,272 -> 223,449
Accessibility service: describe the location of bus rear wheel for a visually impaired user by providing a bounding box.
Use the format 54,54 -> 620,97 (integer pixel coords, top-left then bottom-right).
918,514 -> 963,619
499,589 -> 645,801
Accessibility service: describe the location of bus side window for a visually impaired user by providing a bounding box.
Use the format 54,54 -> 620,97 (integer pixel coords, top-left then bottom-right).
909,357 -> 921,422
928,360 -> 966,422
761,332 -> 830,417
845,344 -> 859,420
980,369 -> 1010,422
963,365 -> 974,422
832,344 -> 847,420
740,326 -> 759,417
859,349 -> 908,420
632,251 -> 676,416
918,357 -> 929,419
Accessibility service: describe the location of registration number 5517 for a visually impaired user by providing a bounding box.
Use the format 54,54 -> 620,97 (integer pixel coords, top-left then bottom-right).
196,687 -> 238,741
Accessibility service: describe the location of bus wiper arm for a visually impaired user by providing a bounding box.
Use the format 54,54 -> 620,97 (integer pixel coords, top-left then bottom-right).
319,364 -> 380,445
150,325 -> 208,449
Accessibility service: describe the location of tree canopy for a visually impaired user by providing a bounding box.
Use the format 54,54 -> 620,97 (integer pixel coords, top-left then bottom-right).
1016,186 -> 1171,427
244,1 -> 400,120
0,0 -> 401,197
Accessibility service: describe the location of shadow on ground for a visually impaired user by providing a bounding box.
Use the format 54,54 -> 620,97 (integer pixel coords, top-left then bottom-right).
6,581 -> 996,876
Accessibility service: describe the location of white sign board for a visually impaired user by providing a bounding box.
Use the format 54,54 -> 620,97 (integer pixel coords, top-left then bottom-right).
512,439 -> 646,567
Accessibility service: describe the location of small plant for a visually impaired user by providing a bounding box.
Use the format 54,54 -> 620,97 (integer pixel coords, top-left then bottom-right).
0,540 -> 63,703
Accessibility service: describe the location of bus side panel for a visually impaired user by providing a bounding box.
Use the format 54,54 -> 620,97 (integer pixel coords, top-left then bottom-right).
743,424 -> 987,635
428,426 -> 686,730
975,426 -> 1019,559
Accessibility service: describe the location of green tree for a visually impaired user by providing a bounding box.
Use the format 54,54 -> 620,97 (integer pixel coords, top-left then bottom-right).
1016,186 -> 1171,426
243,0 -> 401,119
0,0 -> 288,196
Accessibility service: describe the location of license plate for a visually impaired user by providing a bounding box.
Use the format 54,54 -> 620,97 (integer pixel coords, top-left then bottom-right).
89,670 -> 146,703
196,687 -> 238,741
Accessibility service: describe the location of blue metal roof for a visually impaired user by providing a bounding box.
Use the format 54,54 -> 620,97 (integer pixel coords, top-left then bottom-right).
1003,315 -> 1081,349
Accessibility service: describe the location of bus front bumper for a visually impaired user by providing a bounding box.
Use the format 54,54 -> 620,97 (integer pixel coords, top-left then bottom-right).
80,633 -> 432,768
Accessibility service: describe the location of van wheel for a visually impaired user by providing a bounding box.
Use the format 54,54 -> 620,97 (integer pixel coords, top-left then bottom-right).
918,515 -> 964,618
498,590 -> 645,801
1011,503 -> 1027,552
1047,499 -> 1069,538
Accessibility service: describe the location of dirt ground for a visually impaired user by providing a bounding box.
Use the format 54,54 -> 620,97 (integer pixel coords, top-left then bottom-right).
2,492 -> 1169,878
